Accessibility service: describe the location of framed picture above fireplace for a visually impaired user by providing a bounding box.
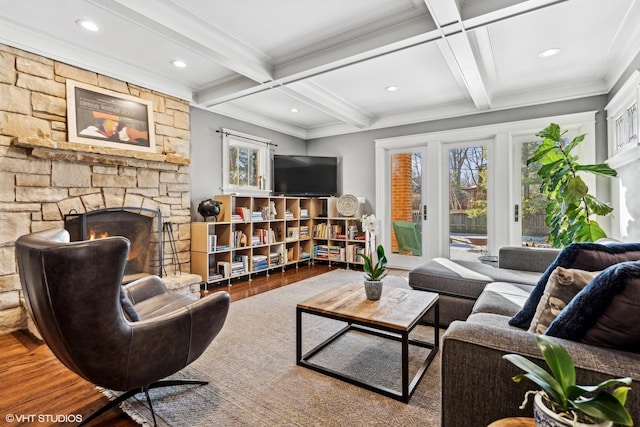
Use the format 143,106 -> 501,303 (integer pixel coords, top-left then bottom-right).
66,79 -> 156,153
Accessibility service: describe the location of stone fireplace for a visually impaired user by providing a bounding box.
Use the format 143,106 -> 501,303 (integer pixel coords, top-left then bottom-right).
64,207 -> 163,282
0,42 -> 200,336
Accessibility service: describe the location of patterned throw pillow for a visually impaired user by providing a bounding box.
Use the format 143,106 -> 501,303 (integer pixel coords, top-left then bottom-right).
509,242 -> 640,329
528,267 -> 600,334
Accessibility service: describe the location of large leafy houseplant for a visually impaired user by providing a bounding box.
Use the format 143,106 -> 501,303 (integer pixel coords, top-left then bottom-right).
527,123 -> 617,248
503,335 -> 633,426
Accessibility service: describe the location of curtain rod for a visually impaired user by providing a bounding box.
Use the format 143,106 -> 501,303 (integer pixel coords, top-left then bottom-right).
216,130 -> 278,147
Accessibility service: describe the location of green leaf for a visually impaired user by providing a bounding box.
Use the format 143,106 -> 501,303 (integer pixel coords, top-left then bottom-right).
538,160 -> 563,177
562,176 -> 588,202
536,123 -> 562,141
527,147 -> 556,165
564,134 -> 585,153
502,354 -> 565,406
536,336 -> 575,393
574,163 -> 618,177
572,391 -> 634,426
584,195 -> 614,216
575,220 -> 607,242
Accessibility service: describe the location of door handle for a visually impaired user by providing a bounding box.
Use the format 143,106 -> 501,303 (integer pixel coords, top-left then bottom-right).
423,205 -> 427,220
514,204 -> 519,222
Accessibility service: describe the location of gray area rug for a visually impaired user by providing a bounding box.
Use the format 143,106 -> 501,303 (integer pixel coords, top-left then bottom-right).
104,269 -> 441,426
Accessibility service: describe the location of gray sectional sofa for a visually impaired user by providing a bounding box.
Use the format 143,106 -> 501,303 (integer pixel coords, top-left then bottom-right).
408,244 -> 640,427
409,246 -> 559,326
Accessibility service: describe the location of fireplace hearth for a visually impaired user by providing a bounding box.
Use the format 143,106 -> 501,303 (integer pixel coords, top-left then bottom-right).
64,207 -> 163,283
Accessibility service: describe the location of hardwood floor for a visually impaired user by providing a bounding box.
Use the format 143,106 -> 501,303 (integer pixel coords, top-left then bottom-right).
0,263 -> 401,426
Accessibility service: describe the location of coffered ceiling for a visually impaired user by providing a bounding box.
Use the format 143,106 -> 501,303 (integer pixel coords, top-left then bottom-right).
1,0 -> 639,139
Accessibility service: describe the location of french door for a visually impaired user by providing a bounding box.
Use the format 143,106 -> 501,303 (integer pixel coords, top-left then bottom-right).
376,144 -> 435,269
376,139 -> 493,268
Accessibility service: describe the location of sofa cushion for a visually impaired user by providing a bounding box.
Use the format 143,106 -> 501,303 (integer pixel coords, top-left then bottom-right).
509,242 -> 640,329
546,261 -> 640,353
409,257 -> 540,299
528,267 -> 599,334
120,287 -> 140,322
472,282 -> 533,317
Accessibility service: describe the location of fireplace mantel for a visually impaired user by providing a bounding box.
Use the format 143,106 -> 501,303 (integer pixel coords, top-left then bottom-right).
12,137 -> 190,166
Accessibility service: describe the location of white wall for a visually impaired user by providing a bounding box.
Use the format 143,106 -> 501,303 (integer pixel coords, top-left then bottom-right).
189,107 -> 307,220
190,96 -> 609,221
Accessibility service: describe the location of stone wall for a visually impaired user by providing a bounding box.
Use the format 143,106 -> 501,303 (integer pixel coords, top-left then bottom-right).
0,43 -> 193,334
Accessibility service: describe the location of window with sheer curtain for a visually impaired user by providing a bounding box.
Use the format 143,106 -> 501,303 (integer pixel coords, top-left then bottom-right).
221,128 -> 271,195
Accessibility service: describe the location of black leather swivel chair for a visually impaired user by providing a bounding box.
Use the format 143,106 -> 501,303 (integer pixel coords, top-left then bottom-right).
15,228 -> 230,426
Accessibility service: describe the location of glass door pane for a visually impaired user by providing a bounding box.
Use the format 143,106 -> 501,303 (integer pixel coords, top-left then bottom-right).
521,140 -> 551,247
389,150 -> 424,263
449,145 -> 488,261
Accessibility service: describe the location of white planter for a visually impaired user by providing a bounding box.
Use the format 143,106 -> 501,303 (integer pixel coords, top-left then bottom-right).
533,393 -> 612,427
363,280 -> 383,300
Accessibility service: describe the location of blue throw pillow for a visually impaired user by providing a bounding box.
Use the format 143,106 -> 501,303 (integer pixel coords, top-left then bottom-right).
509,242 -> 640,329
545,261 -> 640,353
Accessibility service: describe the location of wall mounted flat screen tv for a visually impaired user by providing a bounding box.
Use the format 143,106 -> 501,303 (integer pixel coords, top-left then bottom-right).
273,155 -> 338,196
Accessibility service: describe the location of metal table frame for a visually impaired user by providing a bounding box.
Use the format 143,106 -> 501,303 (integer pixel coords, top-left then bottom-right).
296,298 -> 439,403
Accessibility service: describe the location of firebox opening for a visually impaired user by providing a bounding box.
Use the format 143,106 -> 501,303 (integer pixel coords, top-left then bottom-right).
64,207 -> 162,283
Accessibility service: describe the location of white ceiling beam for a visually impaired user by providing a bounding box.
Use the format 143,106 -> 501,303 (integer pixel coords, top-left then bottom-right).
94,0 -> 274,84
440,33 -> 491,110
205,103 -> 308,140
423,0 -> 461,27
460,0 -> 569,30
278,82 -> 373,129
274,14 -> 438,83
425,0 -> 491,110
196,76 -> 267,107
198,7 -> 440,112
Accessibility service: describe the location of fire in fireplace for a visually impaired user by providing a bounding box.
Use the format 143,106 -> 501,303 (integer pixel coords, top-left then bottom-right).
64,207 -> 163,283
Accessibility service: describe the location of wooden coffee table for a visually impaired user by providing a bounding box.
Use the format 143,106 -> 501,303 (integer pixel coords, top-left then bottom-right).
296,282 -> 439,403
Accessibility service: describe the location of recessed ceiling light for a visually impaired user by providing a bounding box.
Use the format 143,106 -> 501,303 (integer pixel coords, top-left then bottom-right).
538,48 -> 560,58
76,19 -> 100,32
171,60 -> 187,68
290,108 -> 299,113
385,85 -> 398,92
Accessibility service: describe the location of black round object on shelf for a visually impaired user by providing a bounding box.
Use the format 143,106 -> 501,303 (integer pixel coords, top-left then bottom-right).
198,198 -> 222,221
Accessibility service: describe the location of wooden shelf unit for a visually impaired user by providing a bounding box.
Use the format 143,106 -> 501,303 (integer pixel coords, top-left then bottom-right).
309,197 -> 367,269
191,195 -> 315,285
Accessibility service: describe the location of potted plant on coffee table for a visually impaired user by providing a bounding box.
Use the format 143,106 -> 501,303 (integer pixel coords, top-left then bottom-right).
358,244 -> 387,300
503,335 -> 633,426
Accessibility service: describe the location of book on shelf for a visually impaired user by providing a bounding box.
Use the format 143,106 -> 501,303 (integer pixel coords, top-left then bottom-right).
346,244 -> 365,263
234,254 -> 250,273
208,234 -> 217,252
328,245 -> 345,261
235,207 -> 251,221
231,213 -> 243,222
300,209 -> 309,218
313,244 -> 329,259
253,254 -> 268,270
252,208 -> 269,221
269,252 -> 281,267
230,261 -> 245,276
254,228 -> 275,244
207,272 -> 224,281
217,261 -> 231,278
232,230 -> 247,248
285,210 -> 294,219
286,227 -> 299,241
299,226 -> 310,238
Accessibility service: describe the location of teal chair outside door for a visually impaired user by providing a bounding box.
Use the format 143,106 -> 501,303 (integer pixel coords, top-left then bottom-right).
393,221 -> 422,256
